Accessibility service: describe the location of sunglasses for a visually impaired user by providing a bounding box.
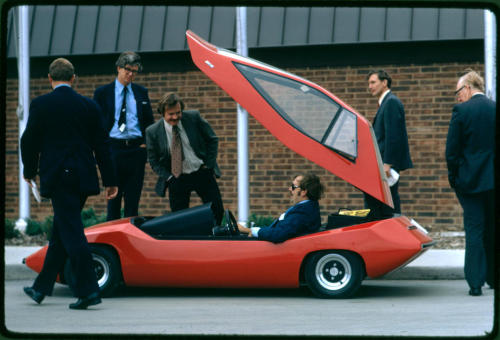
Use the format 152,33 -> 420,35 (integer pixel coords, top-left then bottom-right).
290,183 -> 300,190
123,66 -> 139,74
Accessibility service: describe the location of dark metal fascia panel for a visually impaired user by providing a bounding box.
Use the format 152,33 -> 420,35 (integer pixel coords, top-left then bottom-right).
72,6 -> 99,55
116,6 -> 144,52
94,6 -> 121,54
164,6 -> 189,51
438,8 -> 466,40
141,6 -> 167,52
386,8 -> 412,42
50,6 -> 78,56
412,8 -> 439,41
465,9 -> 485,39
30,5 -> 54,56
283,7 -> 309,46
333,7 -> 360,43
359,7 -> 386,43
211,7 -> 236,49
258,7 -> 285,47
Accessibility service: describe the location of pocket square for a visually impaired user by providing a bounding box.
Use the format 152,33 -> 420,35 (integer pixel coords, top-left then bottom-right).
142,101 -> 148,104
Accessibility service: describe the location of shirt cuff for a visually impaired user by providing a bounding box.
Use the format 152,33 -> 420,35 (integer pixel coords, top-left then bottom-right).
250,227 -> 260,238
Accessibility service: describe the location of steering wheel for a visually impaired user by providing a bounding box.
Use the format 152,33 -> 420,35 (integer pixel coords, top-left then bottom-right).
224,209 -> 240,236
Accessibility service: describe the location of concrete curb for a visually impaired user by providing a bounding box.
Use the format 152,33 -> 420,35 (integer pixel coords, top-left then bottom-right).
4,246 -> 465,281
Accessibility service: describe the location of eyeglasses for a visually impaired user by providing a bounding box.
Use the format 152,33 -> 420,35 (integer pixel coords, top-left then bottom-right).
454,85 -> 466,96
123,66 -> 139,74
290,183 -> 300,190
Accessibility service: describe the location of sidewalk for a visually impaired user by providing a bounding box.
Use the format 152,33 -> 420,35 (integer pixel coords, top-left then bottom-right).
4,246 -> 464,280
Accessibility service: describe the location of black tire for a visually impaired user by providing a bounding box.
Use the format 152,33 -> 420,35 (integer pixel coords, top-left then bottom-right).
304,251 -> 364,299
64,245 -> 122,297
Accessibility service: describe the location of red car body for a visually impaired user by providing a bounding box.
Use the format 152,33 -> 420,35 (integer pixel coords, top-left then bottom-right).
24,30 -> 433,299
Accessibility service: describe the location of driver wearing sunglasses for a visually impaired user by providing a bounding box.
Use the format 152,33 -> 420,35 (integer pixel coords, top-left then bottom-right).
238,173 -> 324,243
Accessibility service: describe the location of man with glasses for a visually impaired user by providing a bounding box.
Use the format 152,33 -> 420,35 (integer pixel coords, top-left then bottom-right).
94,51 -> 154,221
446,69 -> 495,296
365,70 -> 413,217
238,173 -> 324,243
146,92 -> 224,225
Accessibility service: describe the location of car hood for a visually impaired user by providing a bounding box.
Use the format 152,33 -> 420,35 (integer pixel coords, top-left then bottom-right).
186,30 -> 393,207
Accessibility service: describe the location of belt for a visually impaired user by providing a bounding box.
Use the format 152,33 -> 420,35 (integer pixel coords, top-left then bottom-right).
110,138 -> 143,147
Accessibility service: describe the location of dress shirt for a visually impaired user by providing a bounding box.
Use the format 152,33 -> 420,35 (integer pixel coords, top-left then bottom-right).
162,119 -> 204,174
110,79 -> 142,139
378,89 -> 391,106
250,200 -> 311,237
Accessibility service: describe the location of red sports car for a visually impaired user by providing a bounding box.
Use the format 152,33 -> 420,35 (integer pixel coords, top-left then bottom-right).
24,30 -> 434,299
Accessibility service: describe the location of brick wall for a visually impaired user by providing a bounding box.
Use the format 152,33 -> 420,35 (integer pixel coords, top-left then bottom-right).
5,61 -> 484,232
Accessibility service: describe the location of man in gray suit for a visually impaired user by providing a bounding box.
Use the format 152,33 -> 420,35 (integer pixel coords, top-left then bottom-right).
146,93 -> 224,224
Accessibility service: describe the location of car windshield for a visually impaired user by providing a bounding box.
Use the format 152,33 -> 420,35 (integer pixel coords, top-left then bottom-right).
234,62 -> 357,160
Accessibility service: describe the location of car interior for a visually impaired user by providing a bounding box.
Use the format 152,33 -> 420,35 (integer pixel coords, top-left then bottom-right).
130,202 -> 392,241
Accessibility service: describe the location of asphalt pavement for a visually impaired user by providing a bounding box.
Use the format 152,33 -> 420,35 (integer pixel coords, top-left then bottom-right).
4,245 -> 465,280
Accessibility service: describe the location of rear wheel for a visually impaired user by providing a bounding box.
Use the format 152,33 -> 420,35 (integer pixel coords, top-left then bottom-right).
305,251 -> 364,298
64,245 -> 122,297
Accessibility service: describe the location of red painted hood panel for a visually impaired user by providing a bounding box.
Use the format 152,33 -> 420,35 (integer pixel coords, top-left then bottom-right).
186,30 -> 392,207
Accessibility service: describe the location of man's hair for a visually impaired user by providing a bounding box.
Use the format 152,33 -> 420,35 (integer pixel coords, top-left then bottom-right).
115,51 -> 143,72
459,69 -> 485,92
299,173 -> 324,201
367,69 -> 392,88
157,92 -> 185,115
49,58 -> 74,81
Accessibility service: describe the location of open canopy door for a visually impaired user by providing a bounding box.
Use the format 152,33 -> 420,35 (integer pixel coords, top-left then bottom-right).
186,30 -> 393,207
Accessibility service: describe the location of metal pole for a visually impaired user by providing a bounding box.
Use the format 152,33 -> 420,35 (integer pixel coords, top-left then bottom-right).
236,7 -> 249,224
484,10 -> 496,101
15,5 -> 31,233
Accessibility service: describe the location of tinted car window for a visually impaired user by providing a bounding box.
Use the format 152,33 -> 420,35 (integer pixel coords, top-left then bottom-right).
235,62 -> 357,160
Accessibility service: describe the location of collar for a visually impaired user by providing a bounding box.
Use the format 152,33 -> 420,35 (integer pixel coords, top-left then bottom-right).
54,84 -> 71,90
163,119 -> 184,133
472,92 -> 485,98
115,78 -> 132,93
378,89 -> 391,106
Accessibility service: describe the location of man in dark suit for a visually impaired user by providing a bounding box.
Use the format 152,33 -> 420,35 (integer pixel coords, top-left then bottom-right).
365,70 -> 413,216
93,51 -> 154,221
238,173 -> 323,243
446,69 -> 495,296
21,58 -> 118,309
146,92 -> 224,224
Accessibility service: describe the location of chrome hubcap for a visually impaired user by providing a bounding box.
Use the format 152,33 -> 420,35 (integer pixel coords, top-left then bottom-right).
92,254 -> 110,288
315,253 -> 352,291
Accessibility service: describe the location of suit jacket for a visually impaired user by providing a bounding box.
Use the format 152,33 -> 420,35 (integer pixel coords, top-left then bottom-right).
146,110 -> 221,197
445,94 -> 495,194
21,86 -> 117,198
258,200 -> 321,243
93,81 -> 154,142
372,92 -> 413,172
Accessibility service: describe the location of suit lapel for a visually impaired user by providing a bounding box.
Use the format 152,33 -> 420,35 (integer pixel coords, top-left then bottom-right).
155,120 -> 169,156
131,84 -> 142,122
373,92 -> 391,126
181,114 -> 198,150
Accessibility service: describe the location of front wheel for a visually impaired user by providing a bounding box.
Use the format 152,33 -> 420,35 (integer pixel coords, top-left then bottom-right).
64,245 -> 122,297
304,251 -> 364,298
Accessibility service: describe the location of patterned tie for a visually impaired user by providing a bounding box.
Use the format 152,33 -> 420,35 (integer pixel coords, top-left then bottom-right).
171,125 -> 183,178
118,87 -> 127,132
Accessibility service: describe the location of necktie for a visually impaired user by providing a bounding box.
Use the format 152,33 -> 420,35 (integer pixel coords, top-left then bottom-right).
171,125 -> 183,178
118,87 -> 127,132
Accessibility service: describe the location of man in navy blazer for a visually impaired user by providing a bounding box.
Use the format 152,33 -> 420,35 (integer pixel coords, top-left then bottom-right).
146,93 -> 224,224
446,69 -> 495,296
93,51 -> 154,221
21,58 -> 118,309
238,173 -> 324,243
365,70 -> 413,216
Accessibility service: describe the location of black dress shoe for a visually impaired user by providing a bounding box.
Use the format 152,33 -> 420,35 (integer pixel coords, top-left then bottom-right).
469,287 -> 482,296
69,292 -> 101,310
23,286 -> 45,304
